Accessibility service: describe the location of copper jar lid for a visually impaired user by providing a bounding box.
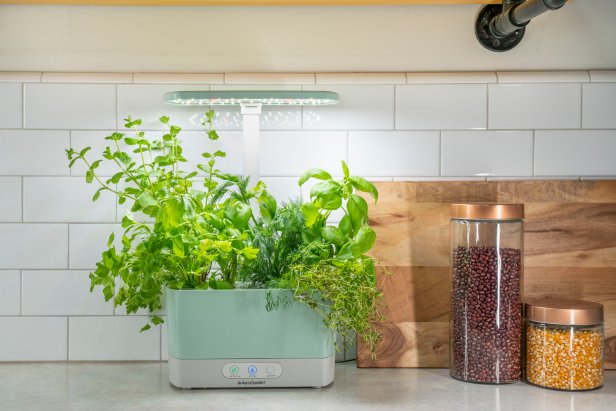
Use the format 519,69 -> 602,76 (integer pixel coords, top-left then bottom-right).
450,203 -> 524,220
525,298 -> 604,325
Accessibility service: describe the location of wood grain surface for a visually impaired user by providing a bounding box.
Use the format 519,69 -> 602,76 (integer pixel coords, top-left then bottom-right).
357,181 -> 616,369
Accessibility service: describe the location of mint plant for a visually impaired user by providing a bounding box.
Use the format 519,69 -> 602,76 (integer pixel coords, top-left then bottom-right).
66,111 -> 269,330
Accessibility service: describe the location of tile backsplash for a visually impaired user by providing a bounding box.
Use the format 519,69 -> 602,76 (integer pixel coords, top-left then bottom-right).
0,70 -> 615,362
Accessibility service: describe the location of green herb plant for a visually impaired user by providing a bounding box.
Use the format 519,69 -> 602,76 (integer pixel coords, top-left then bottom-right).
67,111 -> 383,355
66,111 -> 270,330
260,164 -> 384,354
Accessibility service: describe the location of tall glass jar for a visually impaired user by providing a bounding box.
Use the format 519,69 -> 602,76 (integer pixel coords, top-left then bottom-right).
449,203 -> 524,384
525,298 -> 604,391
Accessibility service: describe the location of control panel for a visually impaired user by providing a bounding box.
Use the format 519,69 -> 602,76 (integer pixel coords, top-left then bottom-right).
222,363 -> 282,379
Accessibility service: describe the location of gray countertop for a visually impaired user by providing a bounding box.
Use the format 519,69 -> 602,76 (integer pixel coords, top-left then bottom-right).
1,362 -> 614,411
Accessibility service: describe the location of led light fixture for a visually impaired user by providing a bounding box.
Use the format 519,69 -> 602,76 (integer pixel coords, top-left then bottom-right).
163,90 -> 339,106
163,90 -> 339,186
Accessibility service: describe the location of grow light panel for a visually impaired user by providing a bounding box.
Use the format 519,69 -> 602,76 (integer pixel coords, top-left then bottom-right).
163,90 -> 339,106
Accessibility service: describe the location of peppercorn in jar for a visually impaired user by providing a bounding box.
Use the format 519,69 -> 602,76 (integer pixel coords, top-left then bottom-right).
525,298 -> 604,391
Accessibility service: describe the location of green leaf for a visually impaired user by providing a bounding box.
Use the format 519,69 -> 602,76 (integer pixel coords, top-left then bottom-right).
107,232 -> 115,248
85,170 -> 94,184
213,150 -> 226,158
301,203 -> 320,227
353,226 -> 376,254
79,147 -> 91,157
105,132 -> 124,142
321,226 -> 346,247
209,278 -> 234,290
92,188 -> 103,202
170,125 -> 181,135
298,168 -> 332,186
91,160 -> 102,170
208,130 -> 219,141
349,176 -> 378,203
202,152 -> 212,158
224,202 -> 252,229
347,194 -> 368,233
124,137 -> 138,146
310,180 -> 342,210
172,237 -> 185,258
338,215 -> 352,237
258,190 -> 277,223
160,115 -> 170,124
109,172 -> 124,184
341,160 -> 350,179
137,193 -> 158,207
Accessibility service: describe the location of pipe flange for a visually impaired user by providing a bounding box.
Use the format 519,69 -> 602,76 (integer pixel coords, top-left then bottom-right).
475,4 -> 526,52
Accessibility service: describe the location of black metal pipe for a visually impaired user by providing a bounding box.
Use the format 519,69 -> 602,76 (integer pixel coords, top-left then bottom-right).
492,0 -> 567,37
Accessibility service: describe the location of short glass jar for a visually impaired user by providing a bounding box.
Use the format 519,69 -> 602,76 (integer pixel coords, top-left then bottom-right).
525,298 -> 604,391
449,203 -> 524,384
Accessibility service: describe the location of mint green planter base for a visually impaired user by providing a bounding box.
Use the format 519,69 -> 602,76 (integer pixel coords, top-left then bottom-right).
166,288 -> 336,389
168,355 -> 335,389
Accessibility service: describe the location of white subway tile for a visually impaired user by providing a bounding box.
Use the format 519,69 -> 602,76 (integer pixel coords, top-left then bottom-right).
303,85 -> 394,130
488,83 -> 581,129
69,224 -> 122,269
393,176 -> 486,182
348,131 -> 439,177
22,270 -> 113,315
496,71 -> 589,83
0,224 -> 67,269
0,83 -> 22,128
0,72 -> 41,82
134,73 -> 223,84
69,316 -> 161,360
260,177 -> 302,203
589,71 -> 616,82
396,84 -> 487,130
117,84 -> 214,130
0,130 -> 70,176
316,73 -> 405,85
225,73 -> 315,84
582,83 -> 616,128
535,130 -> 616,176
24,177 -> 116,223
406,72 -> 496,84
0,177 -> 21,222
486,176 -> 580,181
441,131 -> 533,177
41,72 -> 133,83
0,317 -> 67,361
259,131 -> 347,176
0,271 -> 20,315
24,83 -> 116,129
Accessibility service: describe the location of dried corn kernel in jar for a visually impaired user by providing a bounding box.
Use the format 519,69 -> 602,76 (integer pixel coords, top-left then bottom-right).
524,299 -> 604,391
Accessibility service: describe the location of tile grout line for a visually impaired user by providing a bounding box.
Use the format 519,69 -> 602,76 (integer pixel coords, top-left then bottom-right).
21,82 -> 26,129
67,316 -> 70,361
532,130 -> 536,177
19,270 -> 22,316
438,130 -> 443,177
580,82 -> 584,129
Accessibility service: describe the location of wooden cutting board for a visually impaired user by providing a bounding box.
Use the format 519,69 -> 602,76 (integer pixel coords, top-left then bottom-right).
356,180 -> 616,369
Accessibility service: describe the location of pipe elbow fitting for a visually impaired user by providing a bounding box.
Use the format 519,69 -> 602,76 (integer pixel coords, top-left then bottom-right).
543,0 -> 567,10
